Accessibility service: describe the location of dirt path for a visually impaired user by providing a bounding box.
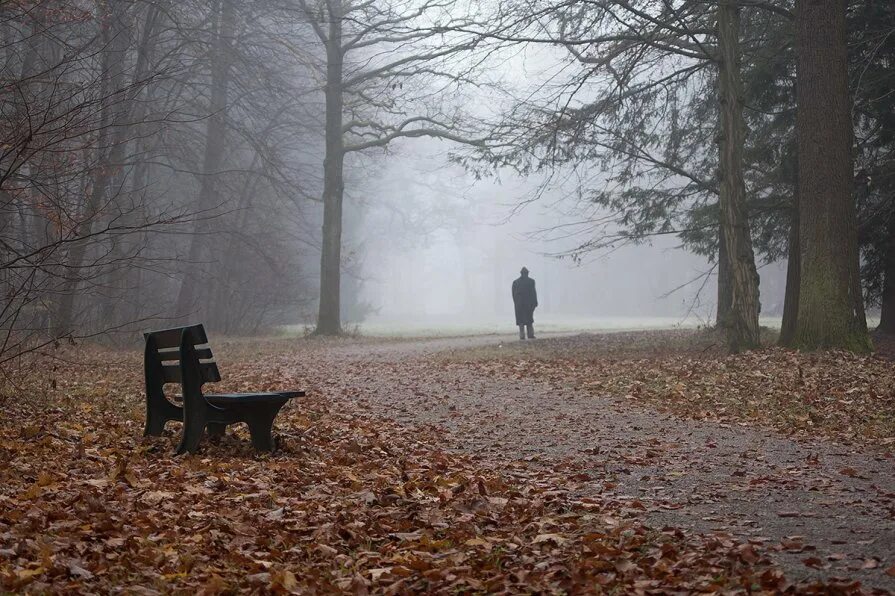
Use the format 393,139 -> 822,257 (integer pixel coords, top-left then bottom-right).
301,333 -> 895,592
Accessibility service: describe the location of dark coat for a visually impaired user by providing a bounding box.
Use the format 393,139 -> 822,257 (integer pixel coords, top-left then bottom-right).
512,274 -> 538,325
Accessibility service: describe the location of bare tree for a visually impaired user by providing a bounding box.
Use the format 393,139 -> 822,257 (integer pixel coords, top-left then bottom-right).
0,0 -> 323,368
293,0 -> 488,335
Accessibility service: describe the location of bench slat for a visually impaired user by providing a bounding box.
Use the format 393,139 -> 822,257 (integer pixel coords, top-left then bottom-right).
204,392 -> 299,405
161,362 -> 221,384
144,324 -> 208,349
158,347 -> 214,362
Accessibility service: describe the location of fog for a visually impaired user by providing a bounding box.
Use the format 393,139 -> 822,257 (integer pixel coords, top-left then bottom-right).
0,0 -> 810,350
349,137 -> 788,334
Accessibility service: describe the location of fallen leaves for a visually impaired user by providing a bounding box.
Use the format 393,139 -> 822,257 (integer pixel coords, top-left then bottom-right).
448,330 -> 895,444
0,338 -> 888,593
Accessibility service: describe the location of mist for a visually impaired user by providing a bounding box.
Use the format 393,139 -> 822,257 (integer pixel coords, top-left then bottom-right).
0,0 -> 881,352
3,2 -> 894,592
347,137 -> 788,334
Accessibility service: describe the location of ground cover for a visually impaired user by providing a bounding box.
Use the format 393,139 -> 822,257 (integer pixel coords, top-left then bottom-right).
441,330 -> 895,445
0,339 -> 871,593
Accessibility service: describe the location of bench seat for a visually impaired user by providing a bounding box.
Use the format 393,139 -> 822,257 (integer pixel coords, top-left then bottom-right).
205,391 -> 305,405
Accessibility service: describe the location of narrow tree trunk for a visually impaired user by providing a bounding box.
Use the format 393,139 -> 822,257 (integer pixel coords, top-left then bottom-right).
878,208 -> 895,333
208,154 -> 262,332
716,220 -> 732,328
315,0 -> 345,336
174,0 -> 235,321
717,1 -> 761,353
101,4 -> 161,331
779,196 -> 800,346
794,0 -> 871,352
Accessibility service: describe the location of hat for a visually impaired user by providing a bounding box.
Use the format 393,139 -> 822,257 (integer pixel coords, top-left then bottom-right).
520,267 -> 529,274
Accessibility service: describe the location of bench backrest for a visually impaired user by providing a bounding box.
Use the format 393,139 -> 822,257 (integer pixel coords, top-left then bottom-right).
144,324 -> 222,399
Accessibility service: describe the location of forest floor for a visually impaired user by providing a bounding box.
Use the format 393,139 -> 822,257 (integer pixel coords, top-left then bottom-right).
1,329 -> 894,593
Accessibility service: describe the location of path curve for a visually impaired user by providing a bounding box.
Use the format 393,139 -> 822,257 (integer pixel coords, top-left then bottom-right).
301,333 -> 895,591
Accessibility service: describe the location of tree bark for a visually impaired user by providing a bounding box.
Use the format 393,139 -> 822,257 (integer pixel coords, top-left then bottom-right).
779,195 -> 800,346
717,1 -> 761,353
175,0 -> 235,321
315,0 -> 345,336
878,207 -> 895,333
794,0 -> 871,352
716,220 -> 732,329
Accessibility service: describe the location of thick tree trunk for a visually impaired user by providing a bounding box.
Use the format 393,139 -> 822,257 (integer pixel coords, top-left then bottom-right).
315,0 -> 345,336
878,208 -> 895,333
794,0 -> 871,352
717,1 -> 760,353
175,0 -> 235,321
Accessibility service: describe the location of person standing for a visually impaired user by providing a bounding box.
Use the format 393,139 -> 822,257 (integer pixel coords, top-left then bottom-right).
512,267 -> 538,340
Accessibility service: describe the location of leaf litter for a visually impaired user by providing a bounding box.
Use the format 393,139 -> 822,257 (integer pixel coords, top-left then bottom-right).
0,336 -> 888,593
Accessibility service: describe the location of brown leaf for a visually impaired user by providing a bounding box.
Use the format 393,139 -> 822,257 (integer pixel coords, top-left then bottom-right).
532,533 -> 567,545
802,557 -> 825,569
68,562 -> 94,580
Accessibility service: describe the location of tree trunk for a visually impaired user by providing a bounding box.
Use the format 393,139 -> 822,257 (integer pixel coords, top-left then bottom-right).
315,0 -> 345,336
794,0 -> 871,352
878,207 -> 895,333
101,4 -> 161,331
174,0 -> 235,321
717,1 -> 761,353
208,153 -> 263,332
779,195 -> 800,346
716,220 -> 732,329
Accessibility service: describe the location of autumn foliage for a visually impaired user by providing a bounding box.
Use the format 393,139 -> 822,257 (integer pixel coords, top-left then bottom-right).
0,339 -> 885,593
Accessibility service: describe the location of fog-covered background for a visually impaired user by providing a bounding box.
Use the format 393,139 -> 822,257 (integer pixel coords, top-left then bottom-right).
1,0 -> 889,353
346,137 -> 788,334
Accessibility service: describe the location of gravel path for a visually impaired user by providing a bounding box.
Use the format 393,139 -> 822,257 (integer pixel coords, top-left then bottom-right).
303,333 -> 895,591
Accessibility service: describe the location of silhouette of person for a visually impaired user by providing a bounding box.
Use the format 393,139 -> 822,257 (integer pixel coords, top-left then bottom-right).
512,267 -> 538,340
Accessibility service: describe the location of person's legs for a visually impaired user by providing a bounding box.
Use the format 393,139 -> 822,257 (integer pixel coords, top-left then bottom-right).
518,325 -> 526,340
526,323 -> 535,339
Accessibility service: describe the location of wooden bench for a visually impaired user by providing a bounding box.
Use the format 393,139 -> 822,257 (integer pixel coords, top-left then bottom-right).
142,323 -> 304,454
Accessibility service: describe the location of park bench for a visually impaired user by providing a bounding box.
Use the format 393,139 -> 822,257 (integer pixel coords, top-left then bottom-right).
142,323 -> 304,454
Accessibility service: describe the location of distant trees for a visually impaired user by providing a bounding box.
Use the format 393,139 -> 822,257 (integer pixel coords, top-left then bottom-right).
0,0 -> 322,364
446,0 -> 895,353
851,1 -> 895,334
1,0 -> 891,359
0,0 -> 178,359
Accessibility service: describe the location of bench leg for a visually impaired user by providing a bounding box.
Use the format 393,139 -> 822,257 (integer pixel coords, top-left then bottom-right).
144,414 -> 169,437
245,403 -> 284,452
207,422 -> 227,437
175,405 -> 207,455
144,394 -> 181,437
